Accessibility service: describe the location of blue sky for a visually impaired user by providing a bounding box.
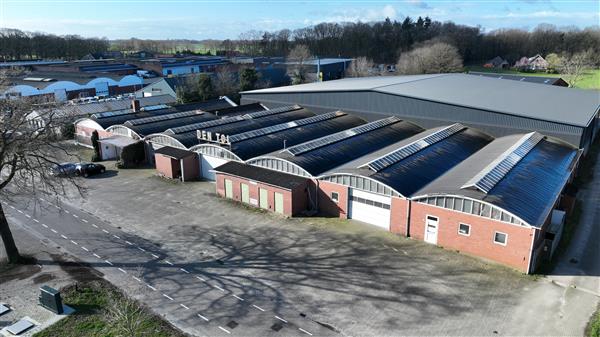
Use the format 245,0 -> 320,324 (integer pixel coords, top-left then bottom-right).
1,0 -> 599,40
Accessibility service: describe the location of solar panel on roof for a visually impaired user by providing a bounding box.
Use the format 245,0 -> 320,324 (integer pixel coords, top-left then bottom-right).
365,123 -> 466,172
167,115 -> 246,134
462,132 -> 544,193
242,104 -> 301,119
285,116 -> 401,156
227,111 -> 345,143
141,104 -> 170,111
126,110 -> 201,126
92,109 -> 134,119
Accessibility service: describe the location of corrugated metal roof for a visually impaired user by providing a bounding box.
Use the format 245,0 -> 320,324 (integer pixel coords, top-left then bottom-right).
243,73 -> 599,127
270,118 -> 424,176
468,72 -> 566,85
214,161 -> 308,190
61,95 -> 175,116
413,135 -> 579,227
208,103 -> 267,117
228,112 -> 366,160
125,113 -> 218,137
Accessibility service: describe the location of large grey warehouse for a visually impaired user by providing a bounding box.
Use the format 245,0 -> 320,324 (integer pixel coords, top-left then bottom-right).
241,73 -> 600,151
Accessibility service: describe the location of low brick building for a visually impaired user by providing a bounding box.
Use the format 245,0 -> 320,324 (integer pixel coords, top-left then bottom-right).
154,146 -> 199,181
214,161 -> 310,216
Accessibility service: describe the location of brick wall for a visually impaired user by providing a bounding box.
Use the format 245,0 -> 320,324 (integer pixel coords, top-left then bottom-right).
155,154 -> 176,178
74,125 -> 112,146
215,173 -> 305,216
390,197 -> 409,235
317,180 -> 349,218
181,155 -> 199,181
410,201 -> 535,272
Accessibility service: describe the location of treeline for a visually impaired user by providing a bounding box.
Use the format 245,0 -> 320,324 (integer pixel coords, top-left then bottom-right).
0,29 -> 109,61
110,38 -> 219,54
231,18 -> 600,64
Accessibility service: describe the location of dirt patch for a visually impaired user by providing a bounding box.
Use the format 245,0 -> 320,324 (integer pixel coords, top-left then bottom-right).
32,273 -> 56,284
0,257 -> 40,284
49,254 -> 103,282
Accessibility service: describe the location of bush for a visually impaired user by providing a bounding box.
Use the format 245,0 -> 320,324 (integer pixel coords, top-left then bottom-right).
60,123 -> 75,139
118,141 -> 145,168
587,306 -> 600,337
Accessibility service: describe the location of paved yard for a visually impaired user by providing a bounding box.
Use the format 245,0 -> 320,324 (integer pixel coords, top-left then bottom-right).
50,165 -> 597,336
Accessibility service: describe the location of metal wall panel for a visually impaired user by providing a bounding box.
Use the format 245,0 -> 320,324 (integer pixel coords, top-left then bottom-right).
242,91 -> 585,148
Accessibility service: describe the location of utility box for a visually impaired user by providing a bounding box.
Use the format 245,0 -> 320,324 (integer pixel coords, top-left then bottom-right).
39,285 -> 63,314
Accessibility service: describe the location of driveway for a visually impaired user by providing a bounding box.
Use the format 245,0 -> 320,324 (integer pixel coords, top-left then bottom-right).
38,166 -> 594,336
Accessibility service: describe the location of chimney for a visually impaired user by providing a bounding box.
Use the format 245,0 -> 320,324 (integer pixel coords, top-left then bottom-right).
131,99 -> 141,112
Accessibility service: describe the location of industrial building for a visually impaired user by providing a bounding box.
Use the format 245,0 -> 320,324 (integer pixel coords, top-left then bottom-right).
468,72 -> 569,86
212,114 -> 581,273
241,73 -> 600,151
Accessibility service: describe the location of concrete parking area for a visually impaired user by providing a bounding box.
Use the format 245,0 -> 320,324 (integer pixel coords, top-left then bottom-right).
41,165 -> 593,336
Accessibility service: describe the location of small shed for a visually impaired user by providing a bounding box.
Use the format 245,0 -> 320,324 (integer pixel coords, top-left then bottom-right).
154,146 -> 199,181
98,135 -> 137,160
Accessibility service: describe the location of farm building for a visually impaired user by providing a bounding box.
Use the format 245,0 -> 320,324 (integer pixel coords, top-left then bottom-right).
241,73 -> 600,151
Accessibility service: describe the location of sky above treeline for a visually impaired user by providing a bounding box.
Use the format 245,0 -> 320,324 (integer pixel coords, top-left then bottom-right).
2,0 -> 599,40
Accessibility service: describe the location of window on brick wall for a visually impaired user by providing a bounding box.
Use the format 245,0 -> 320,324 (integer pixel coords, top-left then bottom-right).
331,192 -> 339,203
494,231 -> 508,245
458,223 -> 471,236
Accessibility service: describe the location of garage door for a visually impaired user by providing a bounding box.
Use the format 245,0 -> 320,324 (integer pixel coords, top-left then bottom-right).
348,189 -> 391,230
201,155 -> 229,181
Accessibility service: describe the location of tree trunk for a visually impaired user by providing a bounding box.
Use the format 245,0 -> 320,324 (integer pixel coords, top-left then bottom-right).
0,203 -> 21,264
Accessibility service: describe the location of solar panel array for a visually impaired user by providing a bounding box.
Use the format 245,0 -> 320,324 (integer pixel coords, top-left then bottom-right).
92,109 -> 133,119
286,116 -> 401,156
140,104 -> 170,111
241,104 -> 301,119
227,111 -> 345,143
166,105 -> 300,134
462,132 -> 544,193
366,123 -> 466,172
126,110 -> 201,126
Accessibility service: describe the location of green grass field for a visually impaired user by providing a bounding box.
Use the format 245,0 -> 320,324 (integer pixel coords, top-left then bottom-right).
34,281 -> 185,337
466,66 -> 600,90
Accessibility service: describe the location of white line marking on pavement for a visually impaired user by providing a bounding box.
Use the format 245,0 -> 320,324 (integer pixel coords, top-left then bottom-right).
70,240 -> 78,245
232,295 -> 244,301
133,276 -> 141,282
252,304 -> 265,312
180,304 -> 189,310
113,235 -> 120,239
92,224 -> 98,228
50,229 -> 57,233
82,246 -> 89,252
125,240 -> 132,245
274,316 -> 287,323
146,284 -> 157,291
81,219 -> 88,223
214,285 -> 225,292
137,247 -> 146,252
25,214 -> 31,218
72,214 -> 78,218
197,314 -> 209,321
299,328 -> 313,335
392,248 -> 399,252
54,205 -> 60,209
9,205 -> 15,209
60,235 -> 68,239
218,326 -> 230,334
64,210 -> 69,214
102,229 -> 109,234
180,268 -> 190,274
93,253 -> 101,258
162,294 -> 174,301
196,276 -> 205,282
17,210 -> 23,214
33,219 -> 39,223
118,268 -> 127,274
152,254 -> 159,259
165,260 -> 174,265
105,260 -> 113,266
41,224 -> 48,228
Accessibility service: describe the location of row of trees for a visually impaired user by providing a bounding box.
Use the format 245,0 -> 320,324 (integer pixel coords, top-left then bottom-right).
232,20 -> 599,65
175,67 -> 261,103
0,29 -> 109,60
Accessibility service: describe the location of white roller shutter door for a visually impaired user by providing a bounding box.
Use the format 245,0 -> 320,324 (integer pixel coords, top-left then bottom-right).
348,189 -> 391,230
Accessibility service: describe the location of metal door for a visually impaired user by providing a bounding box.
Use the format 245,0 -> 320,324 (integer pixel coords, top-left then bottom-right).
424,215 -> 439,244
241,183 -> 250,204
224,179 -> 233,199
259,188 -> 269,209
274,192 -> 284,214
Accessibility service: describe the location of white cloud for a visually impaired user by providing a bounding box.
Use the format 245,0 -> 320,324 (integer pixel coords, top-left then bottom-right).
484,10 -> 599,19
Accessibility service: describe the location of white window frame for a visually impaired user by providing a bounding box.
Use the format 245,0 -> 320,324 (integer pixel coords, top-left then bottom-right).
493,231 -> 508,246
458,223 -> 471,237
331,191 -> 339,203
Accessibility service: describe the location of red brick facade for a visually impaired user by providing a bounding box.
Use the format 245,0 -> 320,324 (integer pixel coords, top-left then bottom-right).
215,173 -> 308,216
155,153 -> 199,181
409,201 -> 536,272
317,180 -> 349,218
389,197 -> 409,235
74,125 -> 113,147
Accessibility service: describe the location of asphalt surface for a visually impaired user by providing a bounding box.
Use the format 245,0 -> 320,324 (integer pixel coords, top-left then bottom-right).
3,196 -> 330,337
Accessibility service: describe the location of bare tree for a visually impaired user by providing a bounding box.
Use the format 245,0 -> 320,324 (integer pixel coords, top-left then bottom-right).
559,50 -> 593,87
213,65 -> 239,97
287,44 -> 313,85
396,41 -> 463,75
347,57 -> 377,77
0,71 -> 83,263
